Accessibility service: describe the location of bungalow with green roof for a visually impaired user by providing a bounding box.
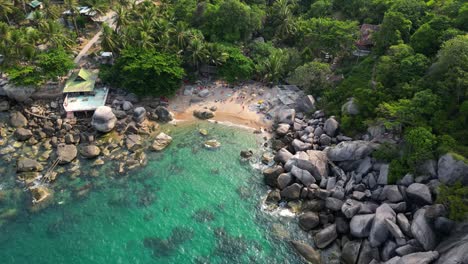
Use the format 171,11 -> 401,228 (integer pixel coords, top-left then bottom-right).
63,68 -> 108,115
28,0 -> 43,9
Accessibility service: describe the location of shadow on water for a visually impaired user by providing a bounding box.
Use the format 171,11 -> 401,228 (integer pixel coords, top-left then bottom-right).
143,226 -> 195,258
192,209 -> 216,223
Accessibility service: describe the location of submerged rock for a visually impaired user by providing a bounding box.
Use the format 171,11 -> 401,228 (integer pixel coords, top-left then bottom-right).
151,133 -> 173,151
56,144 -> 78,164
291,241 -> 321,263
204,139 -> 221,149
14,128 -> 33,141
17,158 -> 43,172
80,145 -> 101,159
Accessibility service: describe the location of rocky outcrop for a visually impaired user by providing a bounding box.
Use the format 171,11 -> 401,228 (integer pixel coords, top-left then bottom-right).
14,128 -> 33,141
296,95 -> 316,113
151,132 -> 172,151
342,98 -> 359,115
92,106 -> 117,133
133,107 -> 146,123
204,139 -> 221,149
326,141 -> 377,161
154,106 -> 173,122
435,223 -> 468,264
276,108 -> 295,124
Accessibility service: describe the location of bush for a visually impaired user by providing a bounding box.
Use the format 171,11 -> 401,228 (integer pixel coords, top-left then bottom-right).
437,182 -> 468,221
36,49 -> 74,81
218,46 -> 254,83
388,159 -> 409,184
105,48 -> 185,96
403,126 -> 437,169
6,66 -> 42,87
372,142 -> 400,162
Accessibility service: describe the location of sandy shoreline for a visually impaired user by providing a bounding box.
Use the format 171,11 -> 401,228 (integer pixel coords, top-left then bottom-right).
167,80 -> 274,131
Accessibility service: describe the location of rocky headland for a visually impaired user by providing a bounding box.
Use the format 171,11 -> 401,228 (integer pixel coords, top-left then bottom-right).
258,93 -> 468,264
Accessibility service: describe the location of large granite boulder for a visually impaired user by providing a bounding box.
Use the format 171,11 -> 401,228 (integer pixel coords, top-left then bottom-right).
133,107 -> 146,123
406,183 -> 432,205
369,204 -> 396,247
296,95 -> 316,113
17,158 -> 43,172
280,183 -> 302,200
342,97 -> 359,115
341,240 -> 362,264
298,212 -> 320,231
263,165 -> 284,187
324,116 -> 339,137
350,214 -> 375,238
151,132 -> 172,151
80,145 -> 101,159
274,148 -> 293,164
2,84 -> 35,102
285,151 -> 328,182
291,165 -> 316,186
411,208 -> 437,251
154,106 -> 173,122
56,144 -> 78,164
92,106 -> 117,133
435,223 -> 468,264
126,134 -> 142,152
291,241 -> 321,263
326,141 -> 377,161
314,224 -> 338,249
276,109 -> 295,125
437,153 -> 468,185
10,111 -> 28,128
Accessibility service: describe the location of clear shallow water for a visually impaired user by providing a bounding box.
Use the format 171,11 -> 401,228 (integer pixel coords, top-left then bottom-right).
0,122 -> 305,264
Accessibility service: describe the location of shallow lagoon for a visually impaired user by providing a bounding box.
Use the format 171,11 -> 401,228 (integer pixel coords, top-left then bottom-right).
0,122 -> 306,263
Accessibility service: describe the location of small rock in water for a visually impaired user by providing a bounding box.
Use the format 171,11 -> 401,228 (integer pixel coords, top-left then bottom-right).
199,129 -> 208,136
204,139 -> 221,149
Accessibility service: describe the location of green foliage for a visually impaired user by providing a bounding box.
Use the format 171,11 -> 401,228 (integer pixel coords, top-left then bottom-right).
36,49 -> 74,80
375,11 -> 412,53
403,126 -> 437,168
388,158 -> 409,184
201,0 -> 264,42
287,61 -> 332,94
437,182 -> 468,221
6,65 -> 42,87
217,46 -> 254,83
105,48 -> 185,96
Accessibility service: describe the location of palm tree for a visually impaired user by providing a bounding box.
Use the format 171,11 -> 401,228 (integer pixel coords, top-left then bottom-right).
39,19 -> 74,49
64,0 -> 80,36
186,35 -> 208,71
100,23 -> 118,53
114,6 -> 128,32
0,0 -> 15,25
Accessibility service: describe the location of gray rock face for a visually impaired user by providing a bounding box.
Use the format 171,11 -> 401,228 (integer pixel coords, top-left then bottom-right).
342,98 -> 359,115
2,84 -> 35,102
14,128 -> 33,141
198,89 -> 210,97
314,224 -> 338,249
0,100 -> 9,111
80,145 -> 100,159
122,101 -> 133,111
325,197 -> 344,211
10,111 -> 27,128
274,148 -> 293,164
280,183 -> 302,200
398,174 -> 414,186
155,106 -> 173,122
193,109 -> 215,120
298,212 -> 320,231
435,223 -> 468,264
263,165 -> 284,187
342,199 -> 362,218
385,219 -> 406,246
17,158 -> 43,172
92,106 -> 117,133
292,139 -> 312,152
437,153 -> 468,185
406,183 -> 432,205
133,107 -> 146,123
350,214 -> 375,238
126,134 -> 142,152
296,95 -> 316,113
369,204 -> 396,247
326,141 -> 377,161
56,144 -> 78,164
381,185 -> 403,203
324,117 -> 339,137
306,150 -> 329,181
396,251 -> 439,264
411,208 -> 437,251
357,239 -> 378,264
291,166 -> 315,186
396,213 -> 412,237
378,164 -> 389,185
277,109 -> 296,124
341,240 -> 362,264
291,241 -> 321,263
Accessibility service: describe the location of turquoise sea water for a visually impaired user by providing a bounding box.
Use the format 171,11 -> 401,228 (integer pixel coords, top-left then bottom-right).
0,122 -> 305,264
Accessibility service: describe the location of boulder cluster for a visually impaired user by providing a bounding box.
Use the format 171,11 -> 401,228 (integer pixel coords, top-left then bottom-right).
264,100 -> 468,264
